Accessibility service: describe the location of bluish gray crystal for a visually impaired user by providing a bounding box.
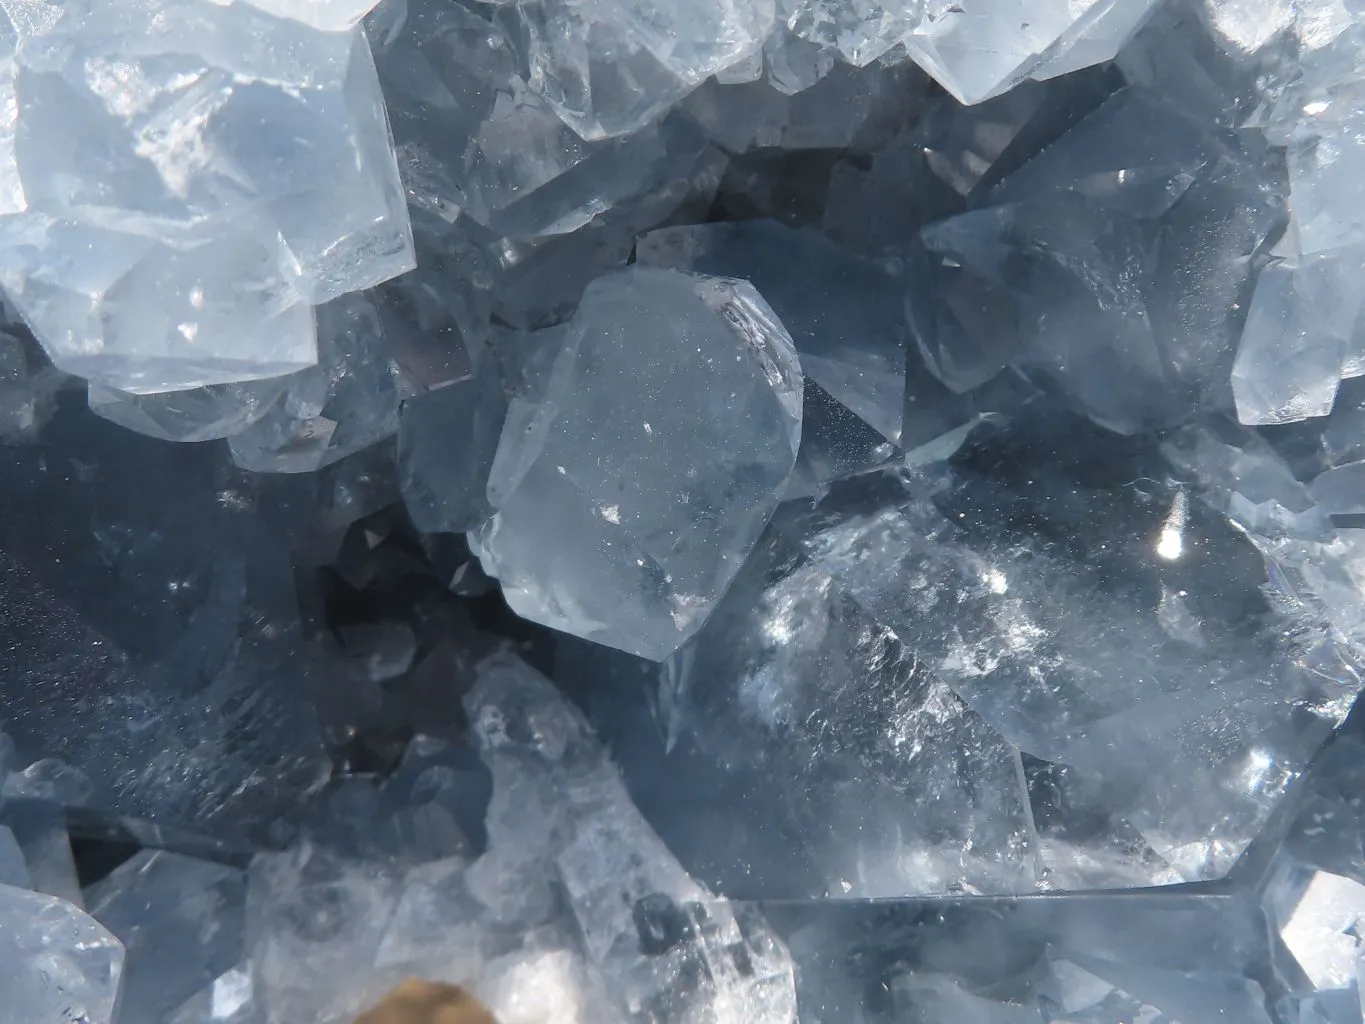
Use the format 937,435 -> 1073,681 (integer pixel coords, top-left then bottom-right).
0,0 -> 413,394
473,266 -> 802,661
0,882 -> 124,1024
1232,248 -> 1365,426
229,292 -> 405,474
636,220 -> 906,445
658,415 -> 1362,896
466,653 -> 797,1023
85,851 -> 247,1024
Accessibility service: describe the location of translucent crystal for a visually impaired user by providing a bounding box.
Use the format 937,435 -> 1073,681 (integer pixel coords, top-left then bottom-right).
910,85 -> 1284,431
85,851 -> 247,1024
682,60 -> 926,154
248,843 -> 402,1024
240,0 -> 383,31
0,0 -> 413,392
636,220 -> 906,444
0,824 -> 27,889
0,221 -> 318,395
0,401 -> 328,839
765,883 -> 1272,1021
163,965 -> 263,1024
0,324 -> 63,441
781,0 -> 1159,104
473,266 -> 802,661
1287,102 -> 1365,255
513,0 -> 697,140
0,797 -> 82,907
88,377 -> 291,443
0,882 -> 124,1024
903,0 -> 1162,105
659,414 -> 1362,895
1268,862 -> 1365,993
228,292 -> 405,474
475,950 -> 603,1024
1232,248 -> 1365,425
399,326 -> 564,536
823,66 -> 1120,256
513,0 -> 772,139
466,653 -> 798,1023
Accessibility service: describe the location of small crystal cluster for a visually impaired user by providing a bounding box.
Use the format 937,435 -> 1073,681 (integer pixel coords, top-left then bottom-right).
3,0 -> 1365,1021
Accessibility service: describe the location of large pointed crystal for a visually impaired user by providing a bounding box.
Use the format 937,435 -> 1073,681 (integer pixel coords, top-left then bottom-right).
473,266 -> 802,661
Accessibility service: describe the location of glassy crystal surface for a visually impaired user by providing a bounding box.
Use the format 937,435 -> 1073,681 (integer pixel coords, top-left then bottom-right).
467,653 -> 797,1023
4,0 -> 1365,1019
646,413 -> 1363,897
909,85 -> 1284,433
780,0 -> 1158,103
473,266 -> 802,661
637,220 -> 905,444
0,882 -> 124,1024
229,292 -> 406,474
0,0 -> 413,393
1232,248 -> 1365,426
240,0 -> 382,31
85,851 -> 247,1024
88,377 -> 291,444
767,888 -> 1275,1022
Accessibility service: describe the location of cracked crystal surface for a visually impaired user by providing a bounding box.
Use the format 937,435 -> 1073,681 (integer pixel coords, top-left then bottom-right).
1,0 -> 1365,1020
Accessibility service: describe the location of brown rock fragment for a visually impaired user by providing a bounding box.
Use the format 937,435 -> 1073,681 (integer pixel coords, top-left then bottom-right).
353,979 -> 498,1024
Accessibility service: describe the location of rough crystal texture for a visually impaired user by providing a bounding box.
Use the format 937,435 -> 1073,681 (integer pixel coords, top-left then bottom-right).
646,414 -> 1363,897
467,653 -> 797,1024
226,654 -> 796,1024
0,882 -> 124,1024
0,0 -> 412,393
473,266 -> 802,661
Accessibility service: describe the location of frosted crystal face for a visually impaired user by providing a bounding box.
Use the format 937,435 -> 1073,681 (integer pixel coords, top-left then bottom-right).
0,0 -> 412,393
473,266 -> 802,662
0,882 -> 124,1024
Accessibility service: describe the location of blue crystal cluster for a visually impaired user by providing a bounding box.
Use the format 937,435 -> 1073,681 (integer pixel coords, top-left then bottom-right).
2,0 -> 1365,1020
